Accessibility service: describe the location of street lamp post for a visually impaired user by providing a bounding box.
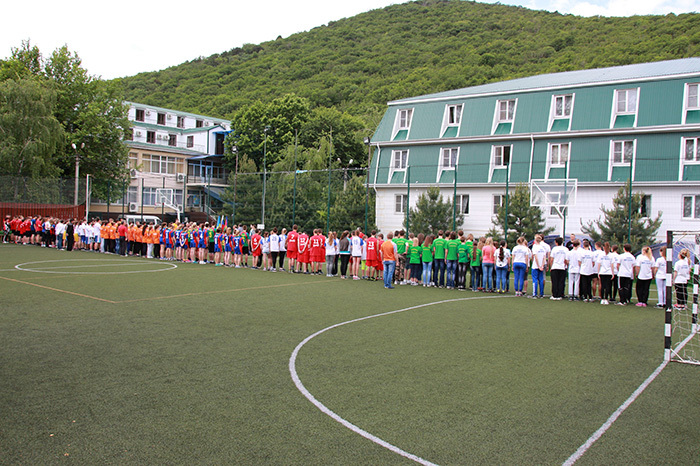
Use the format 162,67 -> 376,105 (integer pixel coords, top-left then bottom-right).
232,146 -> 238,225
363,137 -> 371,234
262,126 -> 269,228
72,142 -> 84,206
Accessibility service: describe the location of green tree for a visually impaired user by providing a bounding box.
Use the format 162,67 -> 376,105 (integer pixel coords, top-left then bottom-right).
329,174 -> 376,233
0,78 -> 64,184
1,42 -> 130,192
490,183 -> 553,244
405,186 -> 462,235
582,181 -> 662,251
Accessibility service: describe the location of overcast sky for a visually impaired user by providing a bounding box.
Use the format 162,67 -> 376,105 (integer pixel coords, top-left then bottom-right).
2,0 -> 698,80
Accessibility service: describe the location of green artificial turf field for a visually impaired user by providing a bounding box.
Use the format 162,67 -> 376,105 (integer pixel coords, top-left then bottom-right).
1,244 -> 698,465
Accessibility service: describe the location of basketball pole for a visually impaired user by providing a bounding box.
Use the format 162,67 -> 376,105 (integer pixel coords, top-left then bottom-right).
562,158 -> 568,237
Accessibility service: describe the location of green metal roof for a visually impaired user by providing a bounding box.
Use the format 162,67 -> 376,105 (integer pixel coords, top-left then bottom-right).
389,58 -> 700,105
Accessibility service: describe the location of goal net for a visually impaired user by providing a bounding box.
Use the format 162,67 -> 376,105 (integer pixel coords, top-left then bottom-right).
665,231 -> 700,365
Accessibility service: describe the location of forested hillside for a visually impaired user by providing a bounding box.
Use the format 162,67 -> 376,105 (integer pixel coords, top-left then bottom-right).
121,0 -> 700,124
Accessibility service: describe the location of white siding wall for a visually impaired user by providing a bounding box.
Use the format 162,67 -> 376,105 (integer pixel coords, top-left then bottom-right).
375,184 -> 700,242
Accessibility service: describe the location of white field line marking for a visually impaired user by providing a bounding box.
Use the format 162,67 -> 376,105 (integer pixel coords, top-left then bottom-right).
565,317 -> 700,464
15,259 -> 177,274
563,361 -> 668,465
290,295 -> 510,466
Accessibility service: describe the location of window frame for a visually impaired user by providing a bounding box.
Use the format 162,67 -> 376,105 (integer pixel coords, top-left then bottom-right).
455,194 -> 470,215
493,194 -> 504,215
146,131 -> 155,144
611,140 -> 635,166
168,134 -> 177,147
440,147 -> 458,170
615,88 -> 638,114
177,116 -> 185,129
686,83 -> 699,110
549,93 -> 574,131
683,137 -> 700,164
549,142 -> 569,167
492,145 -> 511,168
496,99 -> 516,123
187,135 -> 194,148
395,194 -> 408,214
682,194 -> 700,219
157,113 -> 166,125
135,109 -> 145,122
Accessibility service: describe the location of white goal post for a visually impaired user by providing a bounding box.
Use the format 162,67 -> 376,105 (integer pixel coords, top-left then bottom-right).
665,230 -> 700,365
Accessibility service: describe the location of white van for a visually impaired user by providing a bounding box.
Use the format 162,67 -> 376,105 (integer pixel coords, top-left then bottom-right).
124,215 -> 162,226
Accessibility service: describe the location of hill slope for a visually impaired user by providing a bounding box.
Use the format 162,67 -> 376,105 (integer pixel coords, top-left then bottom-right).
120,0 -> 700,123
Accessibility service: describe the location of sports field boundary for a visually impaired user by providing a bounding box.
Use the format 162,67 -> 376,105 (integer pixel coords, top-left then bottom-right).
289,295 -> 510,466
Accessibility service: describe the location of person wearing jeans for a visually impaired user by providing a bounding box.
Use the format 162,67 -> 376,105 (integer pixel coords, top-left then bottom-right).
380,233 -> 398,289
531,234 -> 547,298
481,237 -> 496,292
445,231 -> 459,289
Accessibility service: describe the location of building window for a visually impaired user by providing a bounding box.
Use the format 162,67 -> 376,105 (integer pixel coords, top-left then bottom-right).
687,83 -> 699,109
157,113 -> 166,125
612,140 -> 634,165
550,206 -> 568,216
125,186 -> 138,204
447,105 -> 462,125
135,109 -> 145,122
684,138 -> 700,163
187,136 -> 194,148
177,116 -> 185,129
683,195 -> 700,219
128,152 -> 138,170
142,187 -> 157,206
549,143 -> 569,166
616,89 -> 638,114
441,148 -> 458,169
639,195 -> 651,217
493,145 -> 511,168
146,131 -> 155,144
553,94 -> 573,118
196,119 -> 203,128
142,154 -> 182,175
168,134 -> 177,147
395,194 -> 408,214
497,100 -> 515,122
493,194 -> 504,215
398,109 -> 412,129
392,150 -> 408,170
455,194 -> 469,215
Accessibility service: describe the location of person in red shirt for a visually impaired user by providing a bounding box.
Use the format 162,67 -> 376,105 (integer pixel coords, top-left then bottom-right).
375,233 -> 385,277
286,224 -> 299,273
310,228 -> 325,275
365,230 -> 379,281
250,230 -> 262,269
296,231 -> 310,274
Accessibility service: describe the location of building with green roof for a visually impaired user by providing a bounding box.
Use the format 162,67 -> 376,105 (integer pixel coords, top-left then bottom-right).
368,58 -> 700,239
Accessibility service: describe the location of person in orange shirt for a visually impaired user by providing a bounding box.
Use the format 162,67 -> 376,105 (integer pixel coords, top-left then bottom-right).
380,231 -> 398,289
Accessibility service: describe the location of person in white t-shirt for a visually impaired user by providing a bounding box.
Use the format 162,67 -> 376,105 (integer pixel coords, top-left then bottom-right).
617,244 -> 636,305
567,240 -> 581,300
673,248 -> 691,309
578,240 -> 596,302
269,228 -> 280,272
634,246 -> 655,307
596,242 -> 614,305
609,244 -> 620,302
530,235 -> 547,298
549,237 -> 569,300
654,246 -> 667,308
511,237 -> 531,296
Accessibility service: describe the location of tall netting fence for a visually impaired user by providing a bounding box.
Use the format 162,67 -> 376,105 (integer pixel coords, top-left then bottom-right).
0,176 -> 88,219
221,168 -> 375,234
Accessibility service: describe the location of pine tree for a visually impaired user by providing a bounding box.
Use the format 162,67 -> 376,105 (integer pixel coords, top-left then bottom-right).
582,181 -> 662,252
490,183 -> 553,244
405,186 -> 462,235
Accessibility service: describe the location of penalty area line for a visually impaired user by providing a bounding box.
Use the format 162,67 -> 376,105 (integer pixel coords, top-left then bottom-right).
290,294 -> 511,466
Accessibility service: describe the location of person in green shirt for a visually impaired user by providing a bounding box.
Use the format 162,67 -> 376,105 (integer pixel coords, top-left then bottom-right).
457,235 -> 471,290
408,237 -> 422,286
432,230 -> 446,288
470,237 -> 484,291
445,231 -> 460,289
393,230 -> 408,284
421,235 -> 434,287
